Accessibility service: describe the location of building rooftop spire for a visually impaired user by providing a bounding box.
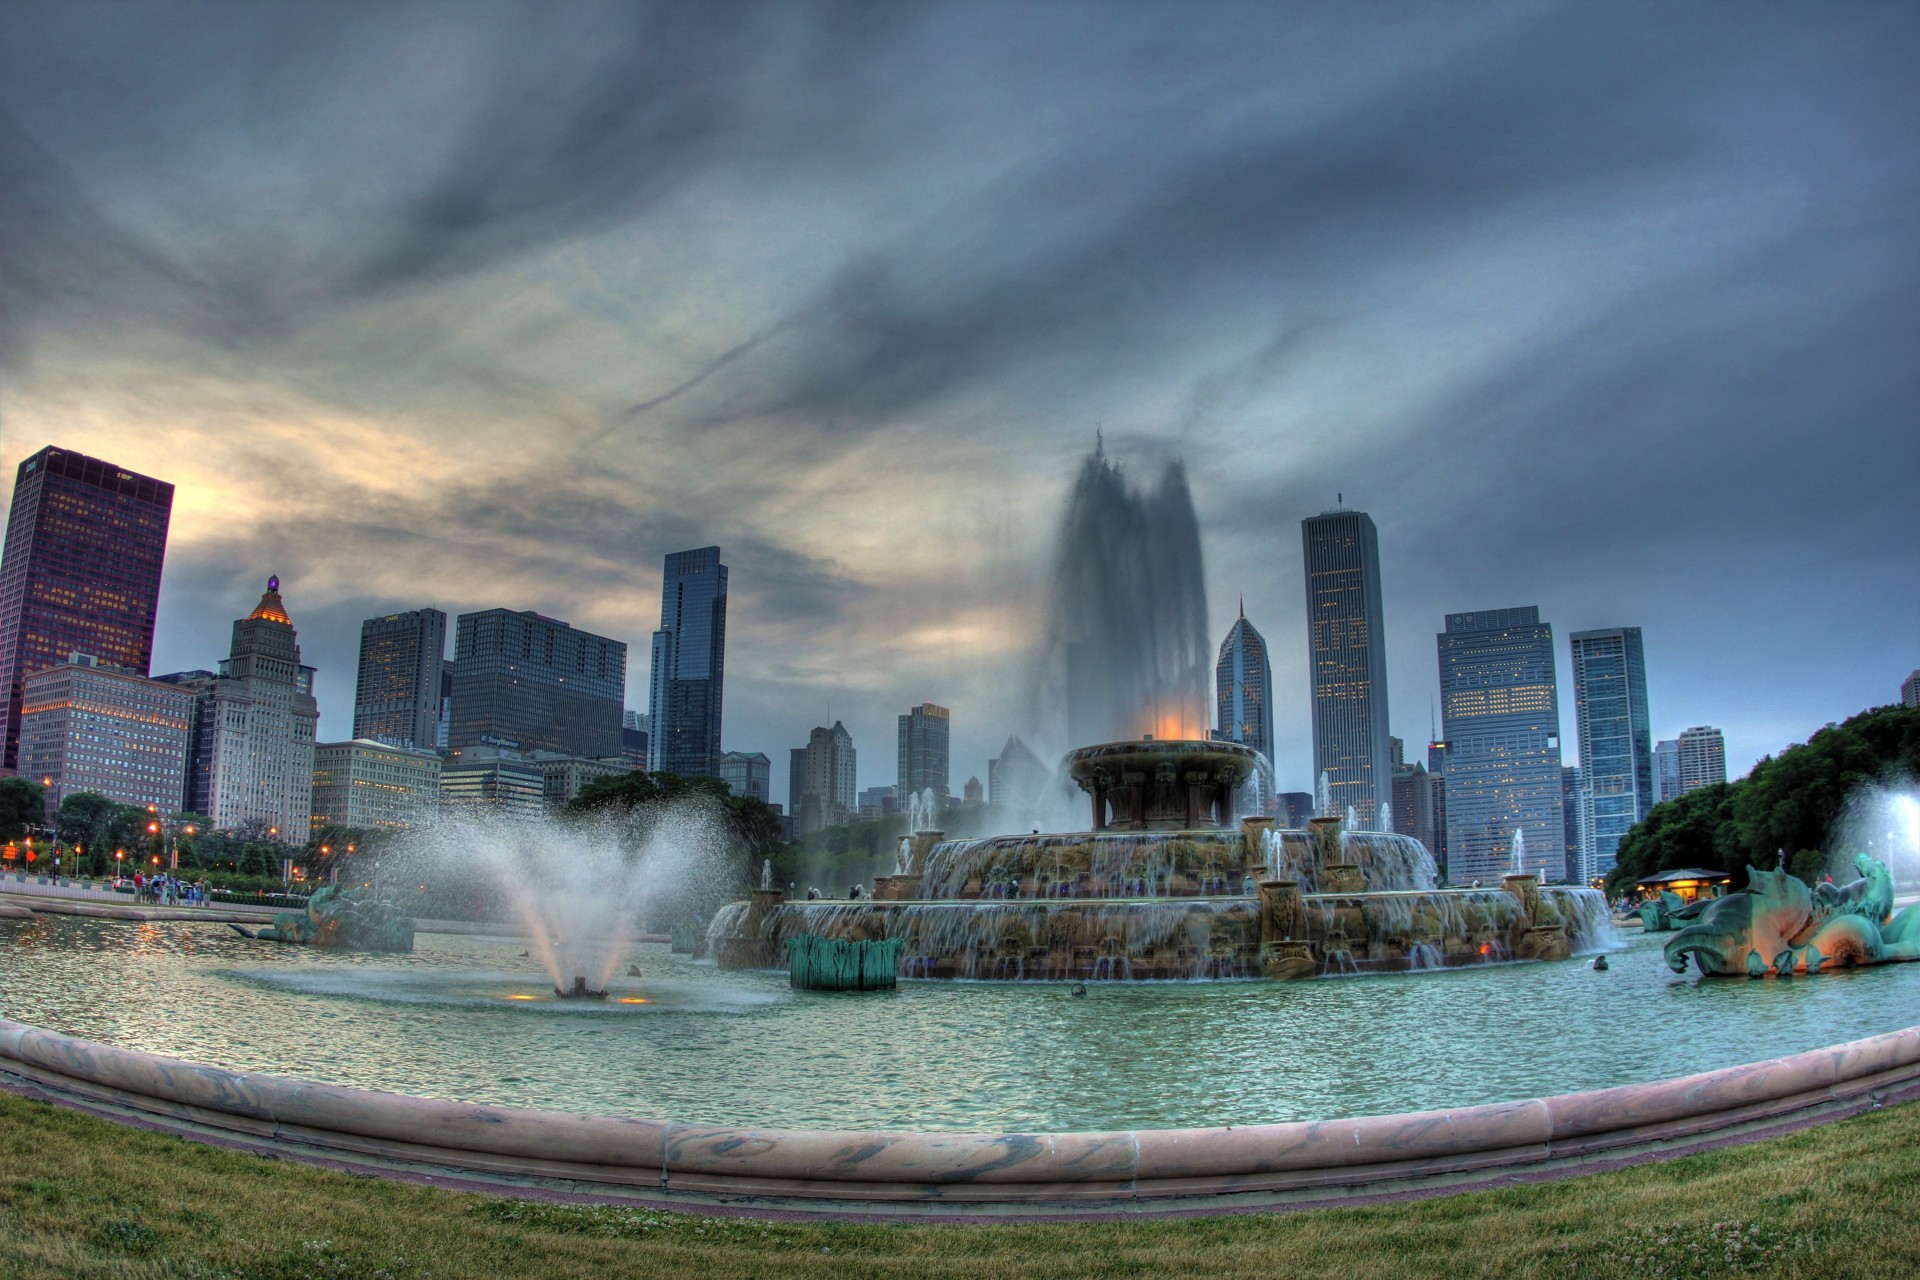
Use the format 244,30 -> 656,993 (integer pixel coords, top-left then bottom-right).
247,575 -> 291,625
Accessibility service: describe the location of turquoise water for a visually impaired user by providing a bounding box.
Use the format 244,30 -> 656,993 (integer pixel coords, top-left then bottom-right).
1,913 -> 1912,1133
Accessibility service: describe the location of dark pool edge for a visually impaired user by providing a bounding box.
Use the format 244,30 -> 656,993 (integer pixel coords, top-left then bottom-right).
3,1018 -> 1918,1219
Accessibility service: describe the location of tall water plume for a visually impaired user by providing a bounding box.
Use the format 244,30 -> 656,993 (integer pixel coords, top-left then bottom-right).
1034,439 -> 1212,754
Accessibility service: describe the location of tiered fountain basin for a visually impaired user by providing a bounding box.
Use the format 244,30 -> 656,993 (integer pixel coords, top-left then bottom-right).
709,739 -> 1613,981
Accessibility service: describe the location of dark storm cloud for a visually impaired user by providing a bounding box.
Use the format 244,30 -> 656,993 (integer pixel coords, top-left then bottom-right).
2,1 -> 1918,787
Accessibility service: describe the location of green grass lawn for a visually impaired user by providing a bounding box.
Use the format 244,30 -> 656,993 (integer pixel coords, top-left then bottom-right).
4,1088 -> 1920,1279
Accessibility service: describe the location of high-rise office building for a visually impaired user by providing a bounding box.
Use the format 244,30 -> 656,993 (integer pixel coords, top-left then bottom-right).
447,609 -> 625,759
1653,738 -> 1682,803
897,702 -> 951,804
1562,765 -> 1587,883
648,547 -> 728,777
1677,726 -> 1728,794
353,608 -> 447,750
439,744 -> 543,820
987,735 -> 1050,815
1426,741 -> 1449,874
0,446 -> 174,772
1390,760 -> 1436,856
436,659 -> 454,749
18,655 -> 193,812
1278,791 -> 1316,829
720,750 -> 772,804
170,577 -> 320,836
1569,627 -> 1653,881
532,752 -> 630,808
1302,508 -> 1391,826
1437,607 -> 1565,883
1904,671 -> 1920,709
857,785 -> 898,821
962,775 -> 984,805
310,739 -> 442,832
789,721 -> 855,836
1216,604 -> 1276,816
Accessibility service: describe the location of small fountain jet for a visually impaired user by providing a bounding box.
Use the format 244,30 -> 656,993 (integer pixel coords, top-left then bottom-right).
556,976 -> 608,1000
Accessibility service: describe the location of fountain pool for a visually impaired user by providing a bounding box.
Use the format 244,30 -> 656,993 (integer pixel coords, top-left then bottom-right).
4,911 -> 1915,1134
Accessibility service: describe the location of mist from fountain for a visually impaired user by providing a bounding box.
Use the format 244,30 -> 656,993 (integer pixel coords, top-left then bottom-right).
389,805 -> 736,995
1833,779 -> 1920,888
1379,802 -> 1392,835
1317,770 -> 1331,817
1033,439 -> 1210,753
906,787 -> 939,834
1512,828 -> 1526,876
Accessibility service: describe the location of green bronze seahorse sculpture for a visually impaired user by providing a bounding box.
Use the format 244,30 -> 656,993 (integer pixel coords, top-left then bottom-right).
246,885 -> 415,953
1664,854 -> 1920,977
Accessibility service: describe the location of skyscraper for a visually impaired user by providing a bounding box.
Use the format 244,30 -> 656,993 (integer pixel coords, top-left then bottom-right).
447,610 -> 625,759
1426,740 -> 1449,874
1677,726 -> 1728,793
1302,508 -> 1391,825
171,577 -> 320,835
649,547 -> 728,777
897,702 -> 951,804
1437,607 -> 1565,884
0,446 -> 174,772
1215,603 -> 1275,815
1653,738 -> 1682,803
1569,627 -> 1653,881
987,735 -> 1050,815
310,739 -> 441,832
789,721 -> 855,835
353,608 -> 447,750
1390,759 -> 1436,856
1904,671 -> 1920,709
720,750 -> 772,804
1562,765 -> 1587,883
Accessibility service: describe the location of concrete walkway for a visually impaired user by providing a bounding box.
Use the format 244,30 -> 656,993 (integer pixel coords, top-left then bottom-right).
0,877 -> 526,937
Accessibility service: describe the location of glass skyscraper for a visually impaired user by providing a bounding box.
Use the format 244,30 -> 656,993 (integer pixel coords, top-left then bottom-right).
1569,626 -> 1653,881
1437,607 -> 1566,884
649,547 -> 728,777
0,446 -> 173,772
1301,509 -> 1390,824
447,609 -> 625,759
353,608 -> 447,750
1215,604 -> 1275,816
897,702 -> 951,804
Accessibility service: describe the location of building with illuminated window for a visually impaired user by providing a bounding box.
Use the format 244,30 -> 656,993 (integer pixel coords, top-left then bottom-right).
1569,626 -> 1654,881
310,739 -> 441,833
649,546 -> 728,777
1654,738 -> 1682,802
165,577 -> 320,837
897,702 -> 951,805
447,609 -> 625,760
353,609 -> 447,750
1676,726 -> 1728,794
1436,607 -> 1566,884
438,744 -> 543,820
17,655 -> 193,812
1301,508 -> 1391,825
0,446 -> 173,773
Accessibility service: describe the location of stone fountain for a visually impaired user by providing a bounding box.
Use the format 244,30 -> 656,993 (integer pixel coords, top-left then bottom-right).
704,736 -> 1615,981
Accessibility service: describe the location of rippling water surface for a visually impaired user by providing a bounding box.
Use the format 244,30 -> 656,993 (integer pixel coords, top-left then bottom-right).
2,914 -> 1912,1132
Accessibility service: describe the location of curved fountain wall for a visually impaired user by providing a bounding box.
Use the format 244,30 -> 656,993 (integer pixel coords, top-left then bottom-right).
4,1016 -> 1916,1215
707,814 -> 1617,980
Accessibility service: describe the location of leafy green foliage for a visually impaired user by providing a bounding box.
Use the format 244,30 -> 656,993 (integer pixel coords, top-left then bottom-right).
0,776 -> 45,840
567,770 -> 786,891
1608,705 -> 1920,896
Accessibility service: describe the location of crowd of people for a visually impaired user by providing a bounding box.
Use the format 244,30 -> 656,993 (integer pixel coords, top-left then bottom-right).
125,871 -> 212,907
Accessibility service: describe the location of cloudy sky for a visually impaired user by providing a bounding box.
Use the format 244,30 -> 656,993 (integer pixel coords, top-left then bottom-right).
2,1 -> 1916,806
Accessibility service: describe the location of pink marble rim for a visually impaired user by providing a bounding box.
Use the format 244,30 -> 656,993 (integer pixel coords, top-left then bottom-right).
1,1018 -> 1915,1200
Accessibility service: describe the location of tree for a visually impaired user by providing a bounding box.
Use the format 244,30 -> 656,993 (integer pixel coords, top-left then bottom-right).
0,777 -> 45,841
1606,704 -> 1920,896
54,791 -> 147,875
568,770 -> 787,895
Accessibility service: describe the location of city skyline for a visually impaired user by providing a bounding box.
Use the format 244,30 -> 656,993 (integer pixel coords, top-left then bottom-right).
2,4 -> 1916,801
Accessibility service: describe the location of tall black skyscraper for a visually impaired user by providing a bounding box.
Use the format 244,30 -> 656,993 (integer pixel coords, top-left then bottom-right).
447,610 -> 625,758
1301,507 -> 1391,824
648,547 -> 728,776
0,446 -> 174,772
353,608 -> 447,750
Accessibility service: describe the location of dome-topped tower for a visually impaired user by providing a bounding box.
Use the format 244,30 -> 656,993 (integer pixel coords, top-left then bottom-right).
247,574 -> 291,625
